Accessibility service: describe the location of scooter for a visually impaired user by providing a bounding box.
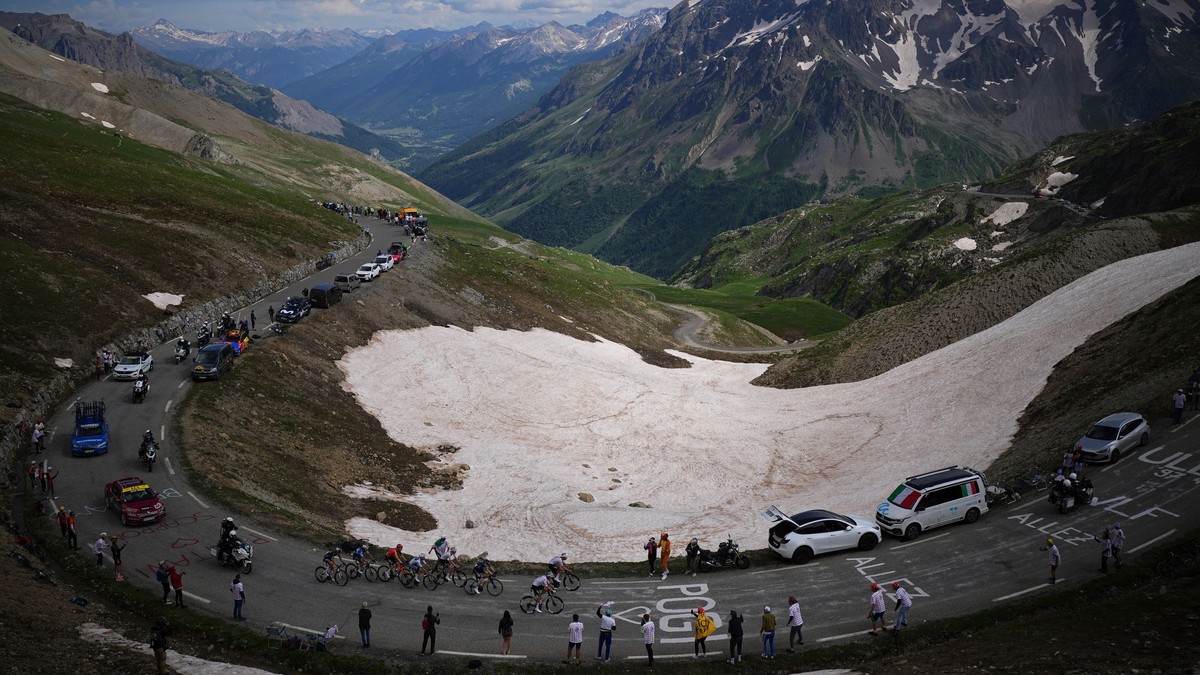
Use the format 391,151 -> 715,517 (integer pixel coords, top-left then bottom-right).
139,441 -> 158,472
132,379 -> 148,404
211,532 -> 254,574
698,536 -> 751,571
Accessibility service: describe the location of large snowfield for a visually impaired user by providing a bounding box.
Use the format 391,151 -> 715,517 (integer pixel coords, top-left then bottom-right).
339,243 -> 1200,561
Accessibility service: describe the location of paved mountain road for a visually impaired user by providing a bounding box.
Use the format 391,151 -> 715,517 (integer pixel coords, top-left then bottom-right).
34,216 -> 1200,663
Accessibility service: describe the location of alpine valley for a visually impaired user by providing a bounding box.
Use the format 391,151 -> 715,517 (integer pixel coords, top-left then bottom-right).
420,0 -> 1200,278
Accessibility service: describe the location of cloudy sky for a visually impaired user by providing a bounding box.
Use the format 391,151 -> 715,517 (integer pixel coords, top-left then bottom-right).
1,0 -> 675,33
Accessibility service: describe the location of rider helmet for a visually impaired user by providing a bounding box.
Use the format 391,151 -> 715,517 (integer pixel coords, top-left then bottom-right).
395,543 -> 403,551
1068,472 -> 1077,480
1063,479 -> 1073,489
560,552 -> 568,560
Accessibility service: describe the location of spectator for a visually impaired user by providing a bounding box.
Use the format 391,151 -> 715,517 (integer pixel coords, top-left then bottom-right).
169,564 -> 186,608
231,574 -> 246,620
786,595 -> 804,651
596,602 -> 616,662
150,616 -> 170,675
1041,537 -> 1061,585
91,533 -> 109,568
420,605 -> 439,654
66,510 -> 78,550
1094,528 -> 1113,574
57,506 -> 68,538
566,613 -> 583,665
760,605 -> 776,659
644,536 -> 657,577
867,583 -> 888,635
727,609 -> 744,664
44,466 -> 58,498
358,601 -> 371,647
1189,367 -> 1200,410
250,310 -> 256,330
111,536 -> 125,581
268,305 -> 274,324
641,613 -> 655,666
1111,522 -> 1125,569
658,532 -> 672,580
685,537 -> 701,577
156,561 -> 172,604
691,607 -> 714,657
498,610 -> 513,655
892,582 -> 912,628
1172,388 -> 1187,424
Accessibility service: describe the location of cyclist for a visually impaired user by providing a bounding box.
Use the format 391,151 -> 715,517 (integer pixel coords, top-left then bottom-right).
384,543 -> 405,572
407,553 -> 427,584
470,556 -> 494,594
531,574 -> 556,613
351,542 -> 372,573
548,552 -> 569,582
322,546 -> 343,576
429,537 -> 453,581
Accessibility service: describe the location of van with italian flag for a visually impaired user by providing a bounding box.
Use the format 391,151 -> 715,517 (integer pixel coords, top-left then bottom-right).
875,466 -> 989,541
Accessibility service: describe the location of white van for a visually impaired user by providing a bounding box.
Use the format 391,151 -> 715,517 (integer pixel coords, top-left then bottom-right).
875,466 -> 989,540
333,273 -> 361,292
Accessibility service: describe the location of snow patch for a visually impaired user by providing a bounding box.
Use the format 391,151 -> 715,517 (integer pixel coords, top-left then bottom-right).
953,237 -> 978,251
980,202 -> 1029,227
143,292 -> 183,310
1050,155 -> 1074,166
992,242 -> 1013,251
569,108 -> 591,126
49,54 -> 65,62
802,34 -> 811,48
90,82 -> 109,93
990,231 -> 1005,238
798,55 -> 822,71
101,121 -> 115,129
1149,0 -> 1197,26
338,244 -> 1200,561
79,623 -> 276,674
54,358 -> 74,369
1039,171 -> 1079,196
1090,197 -> 1106,209
80,112 -> 95,119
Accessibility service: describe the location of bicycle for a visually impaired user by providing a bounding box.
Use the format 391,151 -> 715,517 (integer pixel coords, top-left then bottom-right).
558,571 -> 581,591
363,561 -> 392,582
465,573 -> 504,596
520,587 -> 564,614
314,555 -> 350,586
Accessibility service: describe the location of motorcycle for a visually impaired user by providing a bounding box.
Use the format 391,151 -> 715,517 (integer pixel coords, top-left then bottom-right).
196,327 -> 211,347
210,532 -> 254,574
698,536 -> 751,571
139,440 -> 158,473
174,343 -> 190,364
1048,474 -> 1095,513
132,379 -> 148,404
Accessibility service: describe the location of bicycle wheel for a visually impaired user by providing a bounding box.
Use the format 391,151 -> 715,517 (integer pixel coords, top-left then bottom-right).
486,577 -> 504,596
378,566 -> 393,582
422,573 -> 441,590
346,564 -> 361,580
464,579 -> 479,595
450,570 -> 468,588
333,568 -> 349,586
546,595 -> 565,614
399,570 -> 416,588
519,595 -> 537,614
315,566 -> 330,583
562,572 -> 581,591
364,565 -> 379,583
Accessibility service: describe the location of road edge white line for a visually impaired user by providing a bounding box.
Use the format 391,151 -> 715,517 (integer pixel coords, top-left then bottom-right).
749,564 -> 819,575
818,629 -> 877,642
182,590 -> 212,605
238,526 -> 277,542
438,650 -> 525,659
164,400 -> 173,413
176,380 -> 186,390
164,457 -> 176,476
992,579 -> 1066,602
1128,529 -> 1177,554
188,492 -> 209,508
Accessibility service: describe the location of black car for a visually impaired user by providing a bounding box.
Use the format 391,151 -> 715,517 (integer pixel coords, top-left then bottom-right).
276,296 -> 311,323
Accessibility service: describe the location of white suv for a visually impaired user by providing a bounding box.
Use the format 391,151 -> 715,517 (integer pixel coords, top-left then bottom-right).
373,254 -> 394,272
355,263 -> 380,281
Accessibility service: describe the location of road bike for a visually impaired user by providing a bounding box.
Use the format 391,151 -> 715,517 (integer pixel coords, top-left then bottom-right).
520,588 -> 564,614
465,573 -> 504,596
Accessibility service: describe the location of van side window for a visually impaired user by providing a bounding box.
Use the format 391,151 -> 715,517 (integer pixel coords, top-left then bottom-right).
918,486 -> 958,509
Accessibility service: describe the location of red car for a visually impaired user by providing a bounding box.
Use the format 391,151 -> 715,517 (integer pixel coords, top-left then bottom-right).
104,477 -> 166,526
222,329 -> 250,355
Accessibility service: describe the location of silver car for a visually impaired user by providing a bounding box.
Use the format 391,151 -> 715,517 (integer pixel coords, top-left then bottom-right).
1075,412 -> 1149,464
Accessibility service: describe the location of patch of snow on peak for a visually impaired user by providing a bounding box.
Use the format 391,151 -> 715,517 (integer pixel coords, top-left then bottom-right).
1075,2 -> 1105,92
802,34 -> 811,48
101,121 -> 115,129
1039,171 -> 1078,196
1090,197 -> 1106,209
143,292 -> 183,310
954,237 -> 978,251
992,242 -> 1013,251
1008,0 -> 1070,26
1149,0 -> 1197,26
80,112 -> 95,119
49,54 -> 65,62
981,202 -> 1029,227
90,82 -> 109,93
798,55 -> 822,71
724,12 -> 803,51
1050,155 -> 1074,166
54,358 -> 74,369
570,108 -> 592,126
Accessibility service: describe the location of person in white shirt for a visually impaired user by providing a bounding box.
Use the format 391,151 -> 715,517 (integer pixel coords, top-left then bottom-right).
867,583 -> 888,635
565,614 -> 584,665
641,613 -> 655,666
1111,522 -> 1126,569
786,595 -> 804,651
91,534 -> 109,568
892,581 -> 912,628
